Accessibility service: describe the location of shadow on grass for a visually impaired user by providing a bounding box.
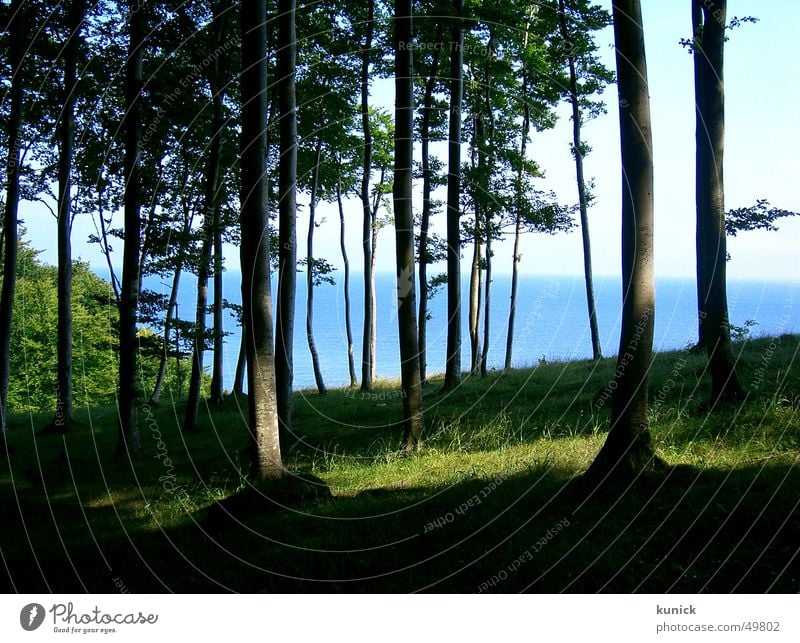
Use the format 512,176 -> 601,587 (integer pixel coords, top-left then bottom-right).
2,459 -> 797,593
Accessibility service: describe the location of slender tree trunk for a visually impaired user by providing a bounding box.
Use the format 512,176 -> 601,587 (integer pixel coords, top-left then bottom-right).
417,24 -> 443,384
275,0 -> 298,443
49,0 -> 85,432
233,330 -> 246,396
586,0 -> 664,479
394,0 -> 424,448
443,0 -> 464,391
306,140 -> 326,394
117,0 -> 145,455
694,0 -> 743,404
360,0 -> 375,391
149,267 -> 182,406
184,73 -> 224,433
504,103 -> 529,370
479,43 -> 494,379
336,166 -> 357,387
97,190 -> 121,304
240,0 -> 283,480
480,230 -> 491,377
468,224 -> 482,374
558,0 -> 601,360
210,202 -> 224,404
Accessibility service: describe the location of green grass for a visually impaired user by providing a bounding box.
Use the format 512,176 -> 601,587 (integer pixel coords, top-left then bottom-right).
2,334 -> 799,592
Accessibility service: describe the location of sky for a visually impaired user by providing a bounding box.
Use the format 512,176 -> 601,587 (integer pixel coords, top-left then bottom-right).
18,1 -> 800,284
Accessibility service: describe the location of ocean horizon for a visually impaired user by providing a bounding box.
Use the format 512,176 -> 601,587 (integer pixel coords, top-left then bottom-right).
141,270 -> 800,392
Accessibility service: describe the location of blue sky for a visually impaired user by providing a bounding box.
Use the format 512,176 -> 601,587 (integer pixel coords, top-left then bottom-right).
20,1 -> 800,283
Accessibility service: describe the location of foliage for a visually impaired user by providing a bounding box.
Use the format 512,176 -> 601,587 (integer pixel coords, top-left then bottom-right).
725,199 -> 799,237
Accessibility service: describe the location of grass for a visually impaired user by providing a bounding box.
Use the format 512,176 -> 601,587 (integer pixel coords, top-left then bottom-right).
1,334 -> 799,592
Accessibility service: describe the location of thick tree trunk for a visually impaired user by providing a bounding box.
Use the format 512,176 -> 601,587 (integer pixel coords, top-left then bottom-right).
692,0 -> 706,351
394,0 -> 424,449
0,0 -> 24,440
306,140 -> 326,394
694,0 -> 743,404
360,0 -> 375,391
337,169 -> 357,387
275,0 -> 298,443
443,0 -> 464,391
49,0 -> 85,432
586,0 -> 664,479
117,0 -> 144,455
559,0 -> 601,360
417,24 -> 443,385
240,0 -> 283,480
149,267 -> 182,406
480,231 -> 491,377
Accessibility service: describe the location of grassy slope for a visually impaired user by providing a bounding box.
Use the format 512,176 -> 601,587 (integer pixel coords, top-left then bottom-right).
1,335 -> 798,592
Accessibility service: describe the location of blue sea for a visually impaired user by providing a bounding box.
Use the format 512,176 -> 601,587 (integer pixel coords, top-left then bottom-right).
143,271 -> 800,391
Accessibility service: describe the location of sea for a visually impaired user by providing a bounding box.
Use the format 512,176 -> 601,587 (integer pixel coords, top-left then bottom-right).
143,271 -> 800,392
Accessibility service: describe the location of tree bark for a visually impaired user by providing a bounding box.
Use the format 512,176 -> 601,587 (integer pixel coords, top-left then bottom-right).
586,0 -> 664,479
306,139 -> 326,394
360,0 -> 376,392
49,0 -> 85,432
417,23 -> 443,385
394,0 -> 424,449
117,0 -> 145,455
558,0 -> 601,360
443,0 -> 464,391
240,0 -> 283,480
0,0 -> 24,440
233,330 -> 246,396
693,0 -> 743,404
468,222 -> 482,375
210,201 -> 225,404
275,0 -> 298,444
337,166 -> 357,387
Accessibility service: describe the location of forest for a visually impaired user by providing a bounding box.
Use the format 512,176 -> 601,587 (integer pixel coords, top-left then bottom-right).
1,0 -> 799,593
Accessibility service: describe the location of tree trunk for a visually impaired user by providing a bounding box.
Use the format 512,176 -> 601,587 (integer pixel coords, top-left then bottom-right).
336,165 -> 357,387
694,0 -> 743,404
586,0 -> 664,479
443,0 -> 464,391
306,140 -> 326,394
233,330 -> 246,396
184,61 -> 224,433
468,223 -> 482,375
117,0 -> 145,455
49,0 -> 85,432
0,0 -> 23,440
360,0 -> 375,391
240,0 -> 283,480
558,0 -> 601,360
692,0 -> 705,352
210,201 -> 224,404
149,266 -> 182,406
417,24 -> 443,385
504,103 -> 529,370
480,229 -> 491,377
394,0 -> 424,449
275,0 -> 298,443
479,43 -> 494,379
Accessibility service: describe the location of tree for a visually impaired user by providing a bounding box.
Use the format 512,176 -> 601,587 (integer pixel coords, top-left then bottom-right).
117,0 -> 145,455
586,0 -> 665,479
184,1 -> 227,433
275,0 -> 298,443
442,0 -> 464,391
0,0 -> 25,442
359,0 -> 377,391
394,0 -> 424,448
555,0 -> 612,361
692,0 -> 743,404
240,0 -> 283,479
